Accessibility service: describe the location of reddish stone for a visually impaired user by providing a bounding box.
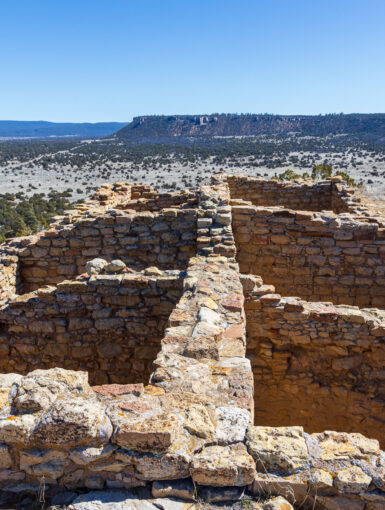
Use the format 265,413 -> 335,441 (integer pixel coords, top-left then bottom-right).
223,323 -> 244,340
222,293 -> 244,312
92,383 -> 144,397
116,400 -> 152,413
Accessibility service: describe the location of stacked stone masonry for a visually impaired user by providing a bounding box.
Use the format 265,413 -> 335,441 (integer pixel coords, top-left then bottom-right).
226,173 -> 369,214
2,206 -> 196,293
233,204 -> 385,308
0,174 -> 384,508
0,269 -> 183,385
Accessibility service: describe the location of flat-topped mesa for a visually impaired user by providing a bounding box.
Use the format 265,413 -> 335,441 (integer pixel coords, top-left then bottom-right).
0,173 -> 384,506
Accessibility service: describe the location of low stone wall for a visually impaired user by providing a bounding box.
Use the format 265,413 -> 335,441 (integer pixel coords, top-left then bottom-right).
244,281 -> 385,445
118,190 -> 198,212
0,270 -> 183,385
227,174 -> 334,211
233,204 -> 385,308
4,208 -> 196,292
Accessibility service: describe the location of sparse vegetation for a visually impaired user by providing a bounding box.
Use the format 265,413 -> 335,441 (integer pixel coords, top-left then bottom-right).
273,163 -> 361,187
0,191 -> 73,242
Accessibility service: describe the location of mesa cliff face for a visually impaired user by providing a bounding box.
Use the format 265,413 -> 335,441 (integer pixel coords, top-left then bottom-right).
0,174 -> 384,508
114,113 -> 385,140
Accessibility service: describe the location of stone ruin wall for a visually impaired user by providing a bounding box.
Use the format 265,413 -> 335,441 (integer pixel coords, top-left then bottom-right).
1,205 -> 196,293
0,175 -> 384,508
245,282 -> 385,443
232,204 -> 385,308
0,270 -> 183,385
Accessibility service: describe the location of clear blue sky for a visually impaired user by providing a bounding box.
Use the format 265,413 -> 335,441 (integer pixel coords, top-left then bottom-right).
1,0 -> 384,122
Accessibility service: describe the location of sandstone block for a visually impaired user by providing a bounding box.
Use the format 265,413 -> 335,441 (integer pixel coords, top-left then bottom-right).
31,398 -> 113,447
191,443 -> 256,486
334,465 -> 371,494
114,413 -> 180,452
183,405 -> 215,439
246,426 -> 309,474
214,406 -> 250,443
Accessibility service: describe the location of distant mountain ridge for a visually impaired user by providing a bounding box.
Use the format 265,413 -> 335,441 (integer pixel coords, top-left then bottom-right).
0,121 -> 128,139
115,114 -> 385,141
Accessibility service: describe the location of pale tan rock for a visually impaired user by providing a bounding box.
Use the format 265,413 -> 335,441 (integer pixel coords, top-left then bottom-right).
315,496 -> 365,510
114,413 -> 180,452
191,443 -> 256,486
27,368 -> 89,392
334,465 -> 371,494
214,406 -> 250,443
262,497 -> 294,510
10,376 -> 66,413
117,450 -> 190,480
0,373 -> 23,388
183,405 -> 215,439
85,257 -> 108,276
0,390 -> 9,410
152,479 -> 195,501
246,426 -> 309,474
20,448 -> 67,469
309,468 -> 334,488
144,266 -> 162,276
31,398 -> 113,446
70,444 -> 117,465
0,414 -> 36,445
250,472 -> 308,505
312,431 -> 380,461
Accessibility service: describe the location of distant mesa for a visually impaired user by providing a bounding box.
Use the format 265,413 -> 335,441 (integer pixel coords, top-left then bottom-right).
114,113 -> 385,141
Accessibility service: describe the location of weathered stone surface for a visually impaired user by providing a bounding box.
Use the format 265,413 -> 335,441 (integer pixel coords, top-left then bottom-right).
0,176 -> 385,504
214,406 -> 250,443
183,405 -> 215,439
127,451 -> 190,481
191,443 -> 256,486
0,414 -> 36,445
246,426 -> 309,474
27,368 -> 89,392
334,465 -> 372,494
31,398 -> 113,446
260,497 -> 294,510
104,260 -> 127,273
114,413 -> 180,452
0,373 -> 23,388
86,258 -> 108,275
10,376 -> 66,413
311,431 -> 380,461
92,384 -> 144,398
70,444 -> 117,465
20,448 -> 69,479
152,479 -> 195,501
250,472 -> 308,505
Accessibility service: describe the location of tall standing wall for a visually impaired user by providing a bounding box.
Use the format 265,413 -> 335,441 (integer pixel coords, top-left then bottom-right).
232,204 -> 385,308
245,287 -> 385,444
